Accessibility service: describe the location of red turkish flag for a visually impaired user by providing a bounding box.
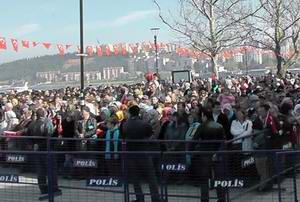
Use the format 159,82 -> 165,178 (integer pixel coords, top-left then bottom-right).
130,44 -> 138,54
66,44 -> 72,50
22,40 -> 30,48
105,46 -> 111,56
265,111 -> 279,135
97,46 -> 103,57
142,42 -> 150,52
0,37 -> 7,50
113,45 -> 119,56
42,42 -> 51,49
11,39 -> 18,52
86,46 -> 94,56
121,45 -> 127,56
32,42 -> 39,47
57,44 -> 65,56
150,43 -> 156,50
159,42 -> 165,50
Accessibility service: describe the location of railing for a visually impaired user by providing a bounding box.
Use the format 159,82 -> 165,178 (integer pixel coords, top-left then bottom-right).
0,135 -> 298,202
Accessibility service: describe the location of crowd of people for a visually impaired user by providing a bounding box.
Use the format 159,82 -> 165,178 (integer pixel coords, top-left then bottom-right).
0,72 -> 300,201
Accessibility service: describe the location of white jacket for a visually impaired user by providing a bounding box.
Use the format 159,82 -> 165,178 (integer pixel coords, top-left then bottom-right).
230,119 -> 253,144
4,111 -> 19,131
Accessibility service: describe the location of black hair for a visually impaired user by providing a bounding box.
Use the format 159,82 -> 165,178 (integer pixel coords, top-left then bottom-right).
0,109 -> 4,121
212,101 -> 220,108
128,105 -> 140,117
201,108 -> 213,121
36,108 -> 46,119
235,108 -> 246,116
260,104 -> 270,112
82,106 -> 90,113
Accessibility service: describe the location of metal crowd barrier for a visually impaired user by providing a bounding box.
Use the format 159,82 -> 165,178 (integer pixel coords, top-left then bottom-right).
0,135 -> 298,202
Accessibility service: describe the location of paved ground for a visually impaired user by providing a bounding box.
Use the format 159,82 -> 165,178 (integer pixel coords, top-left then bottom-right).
0,167 -> 298,202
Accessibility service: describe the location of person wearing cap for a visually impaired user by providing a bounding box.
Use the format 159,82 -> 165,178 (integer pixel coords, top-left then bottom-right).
122,105 -> 161,202
75,106 -> 97,151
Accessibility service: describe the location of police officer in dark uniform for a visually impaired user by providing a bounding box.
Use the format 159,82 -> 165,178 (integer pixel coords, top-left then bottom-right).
28,108 -> 61,198
123,105 -> 161,202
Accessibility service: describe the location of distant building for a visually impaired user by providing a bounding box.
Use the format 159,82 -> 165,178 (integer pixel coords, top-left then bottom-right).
102,67 -> 124,80
86,71 -> 102,81
61,72 -> 81,82
36,71 -> 61,82
127,58 -> 135,73
62,71 -> 102,82
234,53 -> 244,63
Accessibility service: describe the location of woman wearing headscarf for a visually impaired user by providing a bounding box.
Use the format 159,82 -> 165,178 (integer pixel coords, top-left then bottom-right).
185,113 -> 200,168
142,109 -> 161,139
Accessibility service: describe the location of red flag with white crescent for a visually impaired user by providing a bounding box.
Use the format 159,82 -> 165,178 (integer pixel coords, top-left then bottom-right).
42,42 -> 51,49
150,43 -> 156,50
97,46 -> 103,57
264,111 -> 278,135
22,40 -> 30,48
32,42 -> 39,47
121,45 -> 127,56
66,44 -> 72,50
57,44 -> 65,56
105,46 -> 111,56
11,39 -> 18,52
0,37 -> 7,50
130,44 -> 138,54
113,45 -> 119,56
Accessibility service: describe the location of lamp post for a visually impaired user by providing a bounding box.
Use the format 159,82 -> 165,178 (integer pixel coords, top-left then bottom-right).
150,27 -> 160,74
79,0 -> 85,91
78,0 -> 86,108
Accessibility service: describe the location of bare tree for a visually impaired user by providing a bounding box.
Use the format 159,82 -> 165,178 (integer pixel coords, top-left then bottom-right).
154,0 -> 260,76
246,0 -> 300,78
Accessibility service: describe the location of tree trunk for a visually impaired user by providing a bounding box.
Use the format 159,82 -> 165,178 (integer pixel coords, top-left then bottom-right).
211,55 -> 218,78
275,53 -> 285,78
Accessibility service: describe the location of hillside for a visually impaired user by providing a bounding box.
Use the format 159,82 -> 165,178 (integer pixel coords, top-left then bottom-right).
0,53 -> 130,81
